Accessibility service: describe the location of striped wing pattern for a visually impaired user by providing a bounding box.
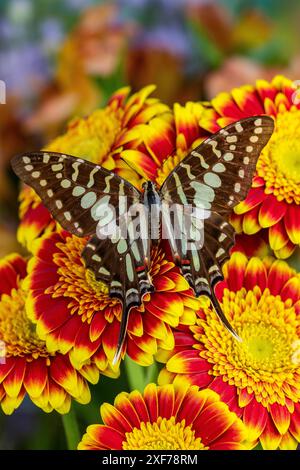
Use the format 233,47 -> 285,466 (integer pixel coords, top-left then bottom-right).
160,116 -> 274,335
11,152 -> 140,237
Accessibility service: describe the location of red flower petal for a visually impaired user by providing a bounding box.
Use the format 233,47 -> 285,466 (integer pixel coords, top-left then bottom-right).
268,219 -> 289,251
242,205 -> 261,234
114,393 -> 141,429
128,390 -> 149,423
211,93 -> 245,119
143,314 -> 168,341
144,383 -> 158,422
279,432 -> 298,450
256,79 -> 277,103
50,355 -> 78,392
258,194 -> 286,228
176,387 -> 206,426
234,188 -> 266,216
73,323 -> 102,365
209,377 -> 237,407
225,252 -> 248,292
267,260 -> 293,295
121,150 -> 158,180
273,239 -> 296,259
126,340 -> 153,366
280,277 -> 300,303
174,103 -> 200,149
127,311 -> 143,337
0,358 -> 15,384
101,402 -> 132,433
102,321 -> 119,362
270,403 -> 291,435
0,258 -> 20,295
57,315 -> 84,354
157,384 -> 174,419
231,86 -> 264,115
238,388 -> 253,408
153,275 -> 175,292
260,415 -> 282,450
244,257 -> 267,291
264,97 -> 277,117
167,350 -> 211,374
23,359 -> 48,398
89,313 -> 107,342
289,403 -> 300,441
31,295 -> 70,334
3,358 -> 26,398
194,401 -> 235,445
86,424 -> 124,450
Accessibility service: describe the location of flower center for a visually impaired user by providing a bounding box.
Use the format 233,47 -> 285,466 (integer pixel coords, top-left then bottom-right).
46,107 -> 122,168
234,322 -> 292,372
256,109 -> 300,203
123,417 -> 206,450
197,287 -> 300,405
0,287 -> 49,359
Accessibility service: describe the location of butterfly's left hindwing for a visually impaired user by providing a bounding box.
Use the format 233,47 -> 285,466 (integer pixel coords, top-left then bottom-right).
160,116 -> 274,295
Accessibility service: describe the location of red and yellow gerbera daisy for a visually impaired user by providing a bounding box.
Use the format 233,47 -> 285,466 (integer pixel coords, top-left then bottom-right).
25,231 -> 201,370
158,252 -> 300,449
0,253 -> 99,415
78,382 -> 247,450
18,85 -> 171,250
200,75 -> 300,259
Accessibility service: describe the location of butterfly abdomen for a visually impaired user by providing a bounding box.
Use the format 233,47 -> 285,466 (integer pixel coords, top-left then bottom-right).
143,181 -> 161,246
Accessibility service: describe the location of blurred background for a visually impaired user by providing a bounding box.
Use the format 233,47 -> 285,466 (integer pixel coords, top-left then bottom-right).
1,0 -> 300,449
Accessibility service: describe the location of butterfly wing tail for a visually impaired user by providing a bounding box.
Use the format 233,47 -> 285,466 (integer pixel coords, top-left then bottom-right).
112,304 -> 130,366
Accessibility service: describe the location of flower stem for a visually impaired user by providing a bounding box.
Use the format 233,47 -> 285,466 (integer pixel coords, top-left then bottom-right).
62,407 -> 80,450
145,362 -> 158,384
124,356 -> 145,392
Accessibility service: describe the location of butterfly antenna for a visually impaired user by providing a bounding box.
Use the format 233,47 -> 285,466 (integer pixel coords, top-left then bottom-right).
112,305 -> 130,366
210,287 -> 242,342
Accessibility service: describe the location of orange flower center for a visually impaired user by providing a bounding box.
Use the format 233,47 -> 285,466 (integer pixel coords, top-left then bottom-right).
256,108 -> 300,203
123,417 -> 206,450
0,286 -> 49,360
196,286 -> 300,406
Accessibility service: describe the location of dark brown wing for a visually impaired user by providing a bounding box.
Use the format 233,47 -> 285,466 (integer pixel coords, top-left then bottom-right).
160,116 -> 274,334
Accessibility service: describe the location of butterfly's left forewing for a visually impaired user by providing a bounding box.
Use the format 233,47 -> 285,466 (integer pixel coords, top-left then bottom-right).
11,151 -> 140,237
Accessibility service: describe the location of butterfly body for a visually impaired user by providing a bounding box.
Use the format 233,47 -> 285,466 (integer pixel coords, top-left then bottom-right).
11,116 -> 274,364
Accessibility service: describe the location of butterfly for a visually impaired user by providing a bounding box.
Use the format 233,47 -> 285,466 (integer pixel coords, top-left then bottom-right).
11,115 -> 274,364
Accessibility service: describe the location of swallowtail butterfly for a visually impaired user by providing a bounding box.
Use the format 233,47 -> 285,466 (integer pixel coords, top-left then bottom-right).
11,116 -> 274,364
